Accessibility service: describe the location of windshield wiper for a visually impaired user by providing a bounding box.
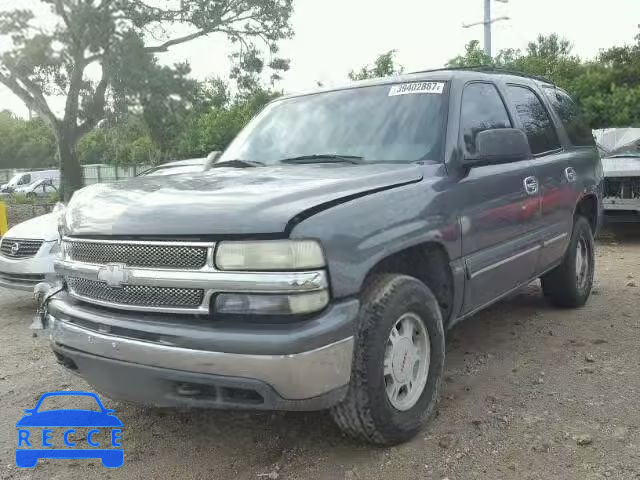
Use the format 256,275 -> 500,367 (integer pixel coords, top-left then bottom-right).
608,153 -> 640,158
211,159 -> 265,168
278,154 -> 364,165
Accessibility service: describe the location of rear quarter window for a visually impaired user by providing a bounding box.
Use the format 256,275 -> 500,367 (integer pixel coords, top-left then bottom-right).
543,87 -> 595,147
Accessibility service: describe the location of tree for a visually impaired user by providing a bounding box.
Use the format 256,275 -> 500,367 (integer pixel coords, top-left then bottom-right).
174,86 -> 280,158
0,0 -> 293,200
0,110 -> 56,169
446,32 -> 640,128
447,40 -> 491,68
349,50 -> 404,80
77,114 -> 158,166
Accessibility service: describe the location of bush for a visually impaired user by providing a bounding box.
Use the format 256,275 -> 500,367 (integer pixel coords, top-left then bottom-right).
8,193 -> 36,205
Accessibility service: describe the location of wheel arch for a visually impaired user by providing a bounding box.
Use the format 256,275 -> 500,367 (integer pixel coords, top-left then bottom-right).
574,193 -> 598,233
364,241 -> 456,326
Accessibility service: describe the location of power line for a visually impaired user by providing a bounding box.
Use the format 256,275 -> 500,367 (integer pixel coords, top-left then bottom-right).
462,0 -> 510,57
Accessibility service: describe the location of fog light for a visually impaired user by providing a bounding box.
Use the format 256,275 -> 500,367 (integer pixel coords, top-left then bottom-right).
215,291 -> 329,315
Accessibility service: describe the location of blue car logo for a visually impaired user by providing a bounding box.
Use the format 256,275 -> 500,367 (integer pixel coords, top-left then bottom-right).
15,391 -> 123,468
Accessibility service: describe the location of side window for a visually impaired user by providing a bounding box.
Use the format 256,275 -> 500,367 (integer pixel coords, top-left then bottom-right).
19,174 -> 31,185
460,83 -> 512,155
505,85 -> 561,155
543,87 -> 594,147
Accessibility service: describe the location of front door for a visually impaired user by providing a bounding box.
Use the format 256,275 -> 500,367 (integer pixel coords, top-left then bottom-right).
454,81 -> 541,314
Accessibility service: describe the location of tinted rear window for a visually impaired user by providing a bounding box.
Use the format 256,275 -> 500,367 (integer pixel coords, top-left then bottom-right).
543,87 -> 594,147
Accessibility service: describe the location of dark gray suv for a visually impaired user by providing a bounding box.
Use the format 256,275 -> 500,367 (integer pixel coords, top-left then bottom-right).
45,69 -> 603,445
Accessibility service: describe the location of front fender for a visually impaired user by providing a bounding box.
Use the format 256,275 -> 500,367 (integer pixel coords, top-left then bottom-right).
290,176 -> 461,298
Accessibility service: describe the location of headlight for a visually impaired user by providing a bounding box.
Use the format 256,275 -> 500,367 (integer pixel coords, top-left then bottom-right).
215,240 -> 325,271
215,291 -> 329,315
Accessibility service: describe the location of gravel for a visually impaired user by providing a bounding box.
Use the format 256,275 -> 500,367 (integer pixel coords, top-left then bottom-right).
0,227 -> 639,479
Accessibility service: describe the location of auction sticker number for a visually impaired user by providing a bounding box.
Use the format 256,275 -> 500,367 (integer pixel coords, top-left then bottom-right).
388,82 -> 445,96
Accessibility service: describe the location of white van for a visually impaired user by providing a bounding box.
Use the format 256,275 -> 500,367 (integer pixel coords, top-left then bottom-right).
0,170 -> 60,193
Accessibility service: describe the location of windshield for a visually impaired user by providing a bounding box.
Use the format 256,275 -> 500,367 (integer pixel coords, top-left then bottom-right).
6,173 -> 28,187
220,83 -> 447,165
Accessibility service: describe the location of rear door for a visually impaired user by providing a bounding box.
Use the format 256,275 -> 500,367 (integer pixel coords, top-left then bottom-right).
455,81 -> 540,314
502,84 -> 572,273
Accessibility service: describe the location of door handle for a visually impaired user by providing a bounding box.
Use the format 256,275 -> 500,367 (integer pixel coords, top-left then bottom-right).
523,176 -> 538,195
564,167 -> 577,183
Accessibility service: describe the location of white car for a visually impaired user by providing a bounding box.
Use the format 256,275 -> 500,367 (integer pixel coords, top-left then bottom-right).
0,213 -> 60,291
13,178 -> 60,198
0,170 -> 60,194
0,158 -> 211,292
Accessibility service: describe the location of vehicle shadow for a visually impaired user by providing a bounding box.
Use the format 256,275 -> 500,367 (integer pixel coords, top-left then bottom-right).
118,282 -> 555,470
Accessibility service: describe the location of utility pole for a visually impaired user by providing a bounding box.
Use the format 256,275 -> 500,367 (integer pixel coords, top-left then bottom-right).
484,0 -> 492,58
463,0 -> 510,58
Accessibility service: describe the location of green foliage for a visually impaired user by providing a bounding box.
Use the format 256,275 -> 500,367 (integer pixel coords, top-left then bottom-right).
46,190 -> 60,203
74,86 -> 280,164
0,110 -> 56,169
447,40 -> 492,68
173,88 -> 281,159
0,0 -> 294,199
8,193 -> 36,205
77,116 -> 159,166
447,32 -> 640,128
349,50 -> 404,80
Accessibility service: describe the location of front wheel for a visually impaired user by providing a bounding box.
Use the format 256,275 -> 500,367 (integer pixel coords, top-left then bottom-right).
541,216 -> 595,308
330,274 -> 445,445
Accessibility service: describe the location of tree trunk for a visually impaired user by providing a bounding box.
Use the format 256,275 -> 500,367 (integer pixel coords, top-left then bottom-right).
57,130 -> 84,202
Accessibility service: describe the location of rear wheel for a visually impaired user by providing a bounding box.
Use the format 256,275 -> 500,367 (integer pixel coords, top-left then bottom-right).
330,274 -> 445,445
541,216 -> 595,308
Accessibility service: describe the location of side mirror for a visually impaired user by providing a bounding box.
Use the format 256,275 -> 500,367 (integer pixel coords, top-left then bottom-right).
465,128 -> 530,167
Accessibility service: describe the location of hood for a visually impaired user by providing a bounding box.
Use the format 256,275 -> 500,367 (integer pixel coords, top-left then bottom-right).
64,163 -> 423,236
5,213 -> 58,242
602,156 -> 640,178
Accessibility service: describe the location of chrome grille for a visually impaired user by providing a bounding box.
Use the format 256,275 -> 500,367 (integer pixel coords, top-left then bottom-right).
67,277 -> 204,308
0,238 -> 44,258
65,240 -> 208,269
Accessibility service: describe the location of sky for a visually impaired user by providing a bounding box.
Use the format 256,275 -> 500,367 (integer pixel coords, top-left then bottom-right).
1,0 -> 640,117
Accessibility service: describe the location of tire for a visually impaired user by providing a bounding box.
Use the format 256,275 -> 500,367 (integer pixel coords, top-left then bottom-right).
541,216 -> 595,308
330,274 -> 445,445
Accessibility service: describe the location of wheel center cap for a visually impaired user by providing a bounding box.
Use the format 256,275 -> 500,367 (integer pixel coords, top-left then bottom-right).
392,338 -> 413,383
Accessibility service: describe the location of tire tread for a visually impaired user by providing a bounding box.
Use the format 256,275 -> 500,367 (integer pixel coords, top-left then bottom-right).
331,274 -> 443,445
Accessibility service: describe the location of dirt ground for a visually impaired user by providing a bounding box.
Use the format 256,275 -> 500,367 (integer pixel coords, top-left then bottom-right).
0,227 -> 639,480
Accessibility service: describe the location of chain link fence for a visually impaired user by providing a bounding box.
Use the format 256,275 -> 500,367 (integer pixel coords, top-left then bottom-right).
0,164 -> 151,185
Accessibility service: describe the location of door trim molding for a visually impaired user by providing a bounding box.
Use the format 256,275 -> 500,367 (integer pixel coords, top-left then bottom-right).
542,232 -> 568,247
468,245 -> 541,279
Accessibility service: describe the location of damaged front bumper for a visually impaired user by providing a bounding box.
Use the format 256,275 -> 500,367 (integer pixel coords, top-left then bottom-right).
43,293 -> 358,411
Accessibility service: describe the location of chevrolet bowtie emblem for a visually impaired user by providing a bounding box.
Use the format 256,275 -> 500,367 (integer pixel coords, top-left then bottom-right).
97,264 -> 130,289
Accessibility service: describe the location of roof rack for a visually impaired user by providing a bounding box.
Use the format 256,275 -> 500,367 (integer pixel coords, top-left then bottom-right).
409,65 -> 555,86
